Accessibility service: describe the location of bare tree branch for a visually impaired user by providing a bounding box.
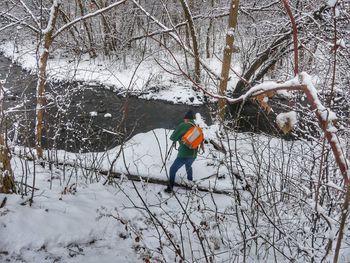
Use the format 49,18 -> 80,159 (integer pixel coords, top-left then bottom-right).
53,0 -> 127,39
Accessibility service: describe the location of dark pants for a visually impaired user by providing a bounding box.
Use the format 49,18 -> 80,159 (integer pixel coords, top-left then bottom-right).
169,157 -> 194,188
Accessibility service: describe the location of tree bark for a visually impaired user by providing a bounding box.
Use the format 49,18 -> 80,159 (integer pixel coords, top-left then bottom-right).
218,0 -> 240,122
58,9 -> 85,52
0,82 -> 15,194
334,181 -> 350,263
35,2 -> 61,159
282,0 -> 299,76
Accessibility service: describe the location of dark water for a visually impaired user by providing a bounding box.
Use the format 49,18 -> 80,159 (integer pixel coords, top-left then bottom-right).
0,55 -> 212,152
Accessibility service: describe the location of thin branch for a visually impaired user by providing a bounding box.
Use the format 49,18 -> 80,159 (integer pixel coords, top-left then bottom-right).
53,0 -> 127,39
129,11 -> 230,43
3,13 -> 40,34
19,0 -> 41,29
0,21 -> 22,32
282,0 -> 299,76
131,0 -> 220,80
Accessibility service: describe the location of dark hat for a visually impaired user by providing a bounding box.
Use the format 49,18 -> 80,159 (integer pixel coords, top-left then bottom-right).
184,110 -> 194,120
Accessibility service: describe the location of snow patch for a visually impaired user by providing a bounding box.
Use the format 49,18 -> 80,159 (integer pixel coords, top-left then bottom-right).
276,111 -> 297,129
327,0 -> 337,7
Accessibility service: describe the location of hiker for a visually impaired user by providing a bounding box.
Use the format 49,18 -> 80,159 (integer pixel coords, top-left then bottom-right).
165,110 -> 204,193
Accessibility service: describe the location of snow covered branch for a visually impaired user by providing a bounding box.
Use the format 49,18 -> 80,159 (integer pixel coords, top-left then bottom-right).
300,72 -> 348,184
0,21 -> 22,33
186,70 -> 349,184
2,13 -> 40,34
19,0 -> 41,29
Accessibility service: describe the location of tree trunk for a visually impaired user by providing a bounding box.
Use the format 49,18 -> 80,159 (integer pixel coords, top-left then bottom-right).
206,0 -> 215,59
218,0 -> 240,123
0,82 -> 15,194
179,0 -> 201,83
235,31 -> 291,96
92,0 -> 117,56
76,0 -> 97,58
334,181 -> 350,263
59,9 -> 87,54
0,135 -> 15,194
36,2 -> 61,159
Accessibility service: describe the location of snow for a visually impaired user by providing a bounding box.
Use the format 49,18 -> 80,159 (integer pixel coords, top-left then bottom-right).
337,39 -> 346,48
1,126 -> 233,262
301,72 -> 325,111
1,182 -> 139,262
335,7 -> 340,17
89,111 -> 98,117
276,111 -> 298,130
301,71 -> 349,184
327,0 -> 337,7
320,109 -> 337,122
1,120 -> 349,262
227,27 -> 235,37
42,0 -> 60,35
0,16 -> 349,262
0,41 -> 213,105
230,75 -> 300,104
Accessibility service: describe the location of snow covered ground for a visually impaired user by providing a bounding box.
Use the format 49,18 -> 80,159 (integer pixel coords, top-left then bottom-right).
0,125 -> 232,262
1,39 -> 349,262
2,125 -> 349,262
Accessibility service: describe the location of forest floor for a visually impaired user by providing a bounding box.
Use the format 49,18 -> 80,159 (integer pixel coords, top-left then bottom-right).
1,40 -> 350,263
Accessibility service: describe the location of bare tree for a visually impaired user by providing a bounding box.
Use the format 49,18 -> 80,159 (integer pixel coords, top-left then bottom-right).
0,80 -> 15,194
35,0 -> 61,159
218,0 -> 240,123
179,0 -> 201,83
75,0 -> 97,58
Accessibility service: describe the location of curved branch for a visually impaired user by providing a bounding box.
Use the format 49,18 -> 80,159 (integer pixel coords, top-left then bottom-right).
175,56 -> 349,185
282,0 -> 299,76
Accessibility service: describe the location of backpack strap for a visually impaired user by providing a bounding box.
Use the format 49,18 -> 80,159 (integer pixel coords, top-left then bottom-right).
188,121 -> 196,127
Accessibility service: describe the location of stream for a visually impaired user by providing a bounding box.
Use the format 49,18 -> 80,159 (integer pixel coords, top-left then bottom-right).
0,54 -> 212,152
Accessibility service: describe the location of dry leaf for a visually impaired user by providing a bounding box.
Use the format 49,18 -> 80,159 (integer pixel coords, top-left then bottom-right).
255,95 -> 272,113
255,90 -> 276,113
279,121 -> 293,134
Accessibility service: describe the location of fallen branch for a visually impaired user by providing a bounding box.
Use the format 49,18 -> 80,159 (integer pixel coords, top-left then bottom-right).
100,170 -> 234,195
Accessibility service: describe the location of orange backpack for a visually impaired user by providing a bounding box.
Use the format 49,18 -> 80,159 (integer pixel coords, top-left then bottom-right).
181,123 -> 204,149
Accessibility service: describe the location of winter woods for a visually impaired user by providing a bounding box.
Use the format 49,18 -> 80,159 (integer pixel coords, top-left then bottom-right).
0,0 -> 349,262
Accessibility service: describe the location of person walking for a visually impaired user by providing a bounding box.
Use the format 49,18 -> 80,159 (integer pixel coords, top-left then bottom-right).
165,110 -> 204,193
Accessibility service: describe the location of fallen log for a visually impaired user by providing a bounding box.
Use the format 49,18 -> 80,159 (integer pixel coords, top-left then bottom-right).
101,170 -> 235,196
